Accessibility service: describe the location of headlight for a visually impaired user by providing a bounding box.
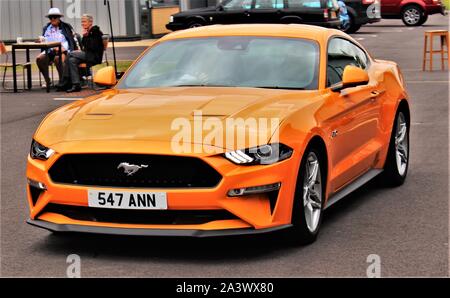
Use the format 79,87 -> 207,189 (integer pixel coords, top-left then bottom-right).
169,15 -> 174,23
224,143 -> 293,165
30,140 -> 55,160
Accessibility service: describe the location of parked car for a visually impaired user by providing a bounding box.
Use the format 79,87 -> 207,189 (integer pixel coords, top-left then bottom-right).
380,0 -> 447,26
343,0 -> 382,33
166,0 -> 341,31
27,24 -> 410,244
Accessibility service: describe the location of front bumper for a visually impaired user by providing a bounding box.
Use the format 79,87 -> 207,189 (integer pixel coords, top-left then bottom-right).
27,218 -> 292,237
26,140 -> 301,236
166,22 -> 186,31
426,4 -> 447,15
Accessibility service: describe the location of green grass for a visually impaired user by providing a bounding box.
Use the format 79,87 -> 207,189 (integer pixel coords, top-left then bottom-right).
0,60 -> 133,75
443,0 -> 449,10
92,60 -> 133,73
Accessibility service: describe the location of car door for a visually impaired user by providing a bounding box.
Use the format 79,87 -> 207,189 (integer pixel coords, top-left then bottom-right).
322,37 -> 383,192
214,0 -> 254,24
380,0 -> 401,15
248,0 -> 285,23
283,0 -> 325,24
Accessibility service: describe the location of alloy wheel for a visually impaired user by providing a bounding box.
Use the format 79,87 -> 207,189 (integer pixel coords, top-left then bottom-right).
403,8 -> 421,25
395,112 -> 408,176
303,152 -> 322,233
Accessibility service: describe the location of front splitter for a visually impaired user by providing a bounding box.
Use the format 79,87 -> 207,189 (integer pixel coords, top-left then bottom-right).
26,218 -> 292,238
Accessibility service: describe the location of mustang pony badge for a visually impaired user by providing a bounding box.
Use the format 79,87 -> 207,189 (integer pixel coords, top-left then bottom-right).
117,162 -> 149,176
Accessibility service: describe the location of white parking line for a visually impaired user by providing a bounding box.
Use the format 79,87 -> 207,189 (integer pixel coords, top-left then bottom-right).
378,30 -> 403,33
407,81 -> 449,83
53,97 -> 83,101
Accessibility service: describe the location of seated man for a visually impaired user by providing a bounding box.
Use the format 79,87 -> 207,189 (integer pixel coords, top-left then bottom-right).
36,7 -> 77,88
58,14 -> 104,92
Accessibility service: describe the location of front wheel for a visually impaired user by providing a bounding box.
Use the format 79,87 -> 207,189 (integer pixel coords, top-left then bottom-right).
187,21 -> 204,28
401,5 -> 425,26
379,109 -> 410,186
287,148 -> 326,245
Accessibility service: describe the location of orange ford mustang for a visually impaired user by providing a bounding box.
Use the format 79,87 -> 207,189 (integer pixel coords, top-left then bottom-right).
26,24 -> 410,244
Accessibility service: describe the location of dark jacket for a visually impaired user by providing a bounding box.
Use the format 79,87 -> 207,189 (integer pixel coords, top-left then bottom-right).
42,21 -> 77,52
81,26 -> 104,66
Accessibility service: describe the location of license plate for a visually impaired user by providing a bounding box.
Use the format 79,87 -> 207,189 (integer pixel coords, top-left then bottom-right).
88,189 -> 167,210
330,11 -> 337,19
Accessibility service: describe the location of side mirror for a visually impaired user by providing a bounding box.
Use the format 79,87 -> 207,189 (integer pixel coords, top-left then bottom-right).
94,66 -> 116,87
331,65 -> 369,92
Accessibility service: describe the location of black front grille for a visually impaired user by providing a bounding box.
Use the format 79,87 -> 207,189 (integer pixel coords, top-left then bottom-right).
42,204 -> 236,225
49,154 -> 222,188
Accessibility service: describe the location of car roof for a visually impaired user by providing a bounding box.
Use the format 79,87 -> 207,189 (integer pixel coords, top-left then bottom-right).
159,24 -> 346,43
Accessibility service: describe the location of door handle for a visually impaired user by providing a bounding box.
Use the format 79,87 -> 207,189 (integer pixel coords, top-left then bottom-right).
370,89 -> 385,97
370,90 -> 381,98
369,90 -> 384,102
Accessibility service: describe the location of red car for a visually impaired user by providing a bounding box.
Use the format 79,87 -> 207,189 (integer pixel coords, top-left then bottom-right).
381,0 -> 447,26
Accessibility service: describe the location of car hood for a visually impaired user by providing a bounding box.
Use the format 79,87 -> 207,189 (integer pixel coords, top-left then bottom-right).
36,87 -> 319,150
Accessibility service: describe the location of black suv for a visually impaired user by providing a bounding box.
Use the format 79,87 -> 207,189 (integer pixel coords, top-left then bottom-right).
166,0 -> 341,31
343,0 -> 381,33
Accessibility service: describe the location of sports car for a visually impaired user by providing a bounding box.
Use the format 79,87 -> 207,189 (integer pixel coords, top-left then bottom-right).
26,24 -> 410,244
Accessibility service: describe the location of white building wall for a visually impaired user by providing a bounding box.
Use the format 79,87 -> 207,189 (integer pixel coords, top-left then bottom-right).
0,0 -> 138,42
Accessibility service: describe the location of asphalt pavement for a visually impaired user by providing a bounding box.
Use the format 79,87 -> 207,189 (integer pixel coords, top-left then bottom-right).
1,15 -> 449,277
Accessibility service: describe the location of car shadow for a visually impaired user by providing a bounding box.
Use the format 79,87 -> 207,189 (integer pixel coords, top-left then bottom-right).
370,24 -> 444,28
322,178 -> 382,224
33,229 -> 298,263
30,179 -> 385,263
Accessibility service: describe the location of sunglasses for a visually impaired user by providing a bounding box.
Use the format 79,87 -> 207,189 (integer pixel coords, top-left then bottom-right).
48,15 -> 60,20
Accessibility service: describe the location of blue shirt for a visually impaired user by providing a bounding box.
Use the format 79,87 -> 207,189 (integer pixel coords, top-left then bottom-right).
44,24 -> 69,52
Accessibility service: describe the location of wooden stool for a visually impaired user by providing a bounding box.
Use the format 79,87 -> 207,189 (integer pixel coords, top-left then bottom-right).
423,30 -> 449,71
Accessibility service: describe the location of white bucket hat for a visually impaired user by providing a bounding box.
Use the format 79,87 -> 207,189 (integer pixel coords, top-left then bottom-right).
45,7 -> 64,18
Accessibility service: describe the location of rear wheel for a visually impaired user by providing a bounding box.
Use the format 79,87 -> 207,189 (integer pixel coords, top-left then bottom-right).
401,5 -> 425,26
287,147 -> 326,245
379,109 -> 409,186
344,14 -> 362,33
418,14 -> 428,26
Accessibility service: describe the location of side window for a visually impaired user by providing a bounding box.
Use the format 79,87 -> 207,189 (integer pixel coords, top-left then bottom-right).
326,0 -> 339,9
287,0 -> 321,8
254,0 -> 284,9
224,0 -> 253,10
327,38 -> 369,86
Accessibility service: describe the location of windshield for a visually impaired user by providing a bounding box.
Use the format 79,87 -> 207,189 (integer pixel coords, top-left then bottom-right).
118,37 -> 319,90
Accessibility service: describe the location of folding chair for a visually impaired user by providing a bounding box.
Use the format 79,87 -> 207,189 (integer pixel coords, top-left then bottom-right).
79,35 -> 110,89
0,41 -> 30,90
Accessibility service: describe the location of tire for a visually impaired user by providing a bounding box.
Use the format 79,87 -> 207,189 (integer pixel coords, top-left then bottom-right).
344,14 -> 362,34
187,20 -> 204,28
286,146 -> 326,245
401,5 -> 425,26
379,109 -> 410,187
418,14 -> 428,26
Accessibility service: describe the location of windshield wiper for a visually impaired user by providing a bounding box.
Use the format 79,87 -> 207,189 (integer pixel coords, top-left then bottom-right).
166,84 -> 232,87
253,86 -> 306,90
